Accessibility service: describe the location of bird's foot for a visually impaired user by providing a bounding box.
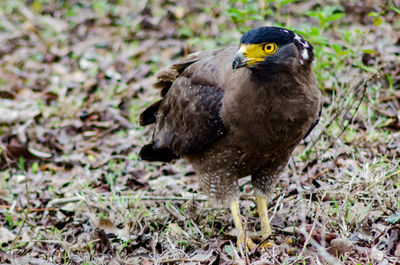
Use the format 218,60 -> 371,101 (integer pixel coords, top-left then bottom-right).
254,195 -> 275,252
237,235 -> 257,254
257,238 -> 274,251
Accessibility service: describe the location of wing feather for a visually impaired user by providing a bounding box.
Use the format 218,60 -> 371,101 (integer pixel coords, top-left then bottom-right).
140,47 -> 233,160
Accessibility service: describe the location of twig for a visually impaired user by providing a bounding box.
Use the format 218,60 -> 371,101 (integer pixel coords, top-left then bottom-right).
365,227 -> 388,248
297,225 -> 341,265
312,168 -> 330,180
298,202 -> 321,259
155,248 -> 190,265
269,193 -> 284,227
303,78 -> 366,156
158,257 -> 210,263
164,202 -> 205,240
331,79 -> 367,145
27,240 -> 65,244
47,195 -> 209,207
297,191 -> 341,265
367,170 -> 400,189
47,196 -> 81,207
141,196 -> 208,201
0,205 -> 57,212
264,247 -> 280,264
11,173 -> 30,247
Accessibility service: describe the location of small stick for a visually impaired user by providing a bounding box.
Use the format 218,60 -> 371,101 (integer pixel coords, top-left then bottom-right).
48,195 -> 209,207
312,168 -> 330,180
47,196 -> 81,207
367,170 -> 400,189
157,257 -> 211,263
0,205 -> 57,212
141,196 -> 208,201
11,170 -> 30,248
298,203 -> 321,259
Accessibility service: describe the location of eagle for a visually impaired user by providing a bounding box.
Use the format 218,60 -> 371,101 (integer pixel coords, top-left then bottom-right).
139,26 -> 322,252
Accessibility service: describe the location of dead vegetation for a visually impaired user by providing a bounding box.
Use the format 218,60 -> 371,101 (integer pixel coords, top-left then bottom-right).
0,0 -> 400,264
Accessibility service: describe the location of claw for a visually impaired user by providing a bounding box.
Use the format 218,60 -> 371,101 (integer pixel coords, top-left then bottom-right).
237,234 -> 257,252
256,196 -> 271,239
255,196 -> 274,252
257,239 -> 274,251
230,200 -> 255,255
230,198 -> 274,255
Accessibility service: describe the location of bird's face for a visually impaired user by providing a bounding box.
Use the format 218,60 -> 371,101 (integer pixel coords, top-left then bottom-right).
232,27 -> 313,70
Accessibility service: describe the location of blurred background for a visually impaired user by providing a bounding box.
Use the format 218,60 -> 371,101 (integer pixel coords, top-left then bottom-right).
0,0 -> 400,264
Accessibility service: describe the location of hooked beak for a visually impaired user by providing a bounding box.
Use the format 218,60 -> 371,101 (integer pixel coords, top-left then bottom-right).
232,50 -> 247,70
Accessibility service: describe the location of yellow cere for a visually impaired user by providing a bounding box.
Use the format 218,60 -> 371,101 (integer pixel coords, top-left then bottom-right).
239,42 -> 278,65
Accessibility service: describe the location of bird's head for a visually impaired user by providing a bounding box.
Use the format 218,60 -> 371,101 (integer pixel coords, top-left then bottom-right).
232,27 -> 314,70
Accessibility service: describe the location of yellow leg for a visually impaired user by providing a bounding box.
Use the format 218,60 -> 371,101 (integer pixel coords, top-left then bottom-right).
230,200 -> 256,252
256,196 -> 273,248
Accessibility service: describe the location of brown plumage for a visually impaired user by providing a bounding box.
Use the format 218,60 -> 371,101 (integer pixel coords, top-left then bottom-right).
139,26 -> 322,251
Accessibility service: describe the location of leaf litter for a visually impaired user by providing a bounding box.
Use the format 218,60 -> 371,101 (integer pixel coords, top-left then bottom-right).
0,0 -> 400,264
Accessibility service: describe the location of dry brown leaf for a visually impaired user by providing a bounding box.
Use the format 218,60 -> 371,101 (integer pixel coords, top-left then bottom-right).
0,226 -> 15,243
328,238 -> 353,257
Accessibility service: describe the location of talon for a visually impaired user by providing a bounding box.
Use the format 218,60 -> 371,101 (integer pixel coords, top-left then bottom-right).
254,196 -> 275,252
237,236 -> 256,252
258,240 -> 274,250
230,200 -> 256,255
230,198 -> 275,255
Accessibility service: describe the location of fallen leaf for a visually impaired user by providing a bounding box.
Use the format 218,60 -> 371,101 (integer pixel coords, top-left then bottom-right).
94,228 -> 112,254
387,226 -> 400,256
385,116 -> 400,130
395,244 -> 400,257
0,100 -> 40,124
371,246 -> 385,261
328,237 -> 353,257
167,223 -> 190,239
0,90 -> 16,99
98,218 -> 117,234
190,250 -> 213,262
385,212 -> 400,224
0,226 -> 15,243
27,147 -> 52,158
1,143 -> 36,162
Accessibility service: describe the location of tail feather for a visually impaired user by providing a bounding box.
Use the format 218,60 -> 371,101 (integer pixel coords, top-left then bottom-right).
139,144 -> 179,162
139,100 -> 162,126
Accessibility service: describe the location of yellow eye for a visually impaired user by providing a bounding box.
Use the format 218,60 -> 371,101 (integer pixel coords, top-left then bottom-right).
263,43 -> 277,54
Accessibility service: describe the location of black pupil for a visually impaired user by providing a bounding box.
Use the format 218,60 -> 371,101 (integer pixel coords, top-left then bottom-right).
266,45 -> 271,50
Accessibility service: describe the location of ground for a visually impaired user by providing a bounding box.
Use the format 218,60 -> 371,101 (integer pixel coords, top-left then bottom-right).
0,0 -> 400,264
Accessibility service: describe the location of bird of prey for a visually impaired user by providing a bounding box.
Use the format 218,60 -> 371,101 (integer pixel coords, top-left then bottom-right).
139,26 -> 322,252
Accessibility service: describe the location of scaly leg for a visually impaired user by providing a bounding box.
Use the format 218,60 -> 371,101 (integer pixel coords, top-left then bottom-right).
230,200 -> 256,253
256,196 -> 273,248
